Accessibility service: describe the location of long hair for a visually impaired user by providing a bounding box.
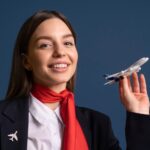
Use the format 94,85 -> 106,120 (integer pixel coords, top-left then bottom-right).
6,10 -> 77,99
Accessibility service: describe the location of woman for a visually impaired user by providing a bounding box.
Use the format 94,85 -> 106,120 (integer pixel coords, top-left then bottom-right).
0,10 -> 150,150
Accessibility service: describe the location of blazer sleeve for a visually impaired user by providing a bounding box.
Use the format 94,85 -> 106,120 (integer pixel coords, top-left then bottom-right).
126,112 -> 150,150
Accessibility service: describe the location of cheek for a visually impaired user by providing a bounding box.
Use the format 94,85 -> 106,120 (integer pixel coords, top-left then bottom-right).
70,50 -> 78,64
28,57 -> 45,74
30,57 -> 42,67
29,52 -> 49,66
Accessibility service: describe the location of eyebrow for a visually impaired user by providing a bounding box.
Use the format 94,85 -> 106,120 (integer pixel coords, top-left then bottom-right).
34,34 -> 74,43
62,34 -> 74,39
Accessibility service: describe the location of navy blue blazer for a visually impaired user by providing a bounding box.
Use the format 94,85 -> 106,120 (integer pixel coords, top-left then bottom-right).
0,96 -> 150,150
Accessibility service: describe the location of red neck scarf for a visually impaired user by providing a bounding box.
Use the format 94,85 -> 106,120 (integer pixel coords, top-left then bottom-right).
31,84 -> 88,150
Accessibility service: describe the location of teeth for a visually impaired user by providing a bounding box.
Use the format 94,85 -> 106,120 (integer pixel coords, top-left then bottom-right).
53,64 -> 67,68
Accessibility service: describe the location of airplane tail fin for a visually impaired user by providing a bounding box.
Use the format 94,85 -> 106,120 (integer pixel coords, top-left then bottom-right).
103,74 -> 109,78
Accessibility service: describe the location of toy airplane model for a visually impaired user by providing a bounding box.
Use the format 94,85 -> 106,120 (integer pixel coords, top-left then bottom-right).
104,57 -> 149,85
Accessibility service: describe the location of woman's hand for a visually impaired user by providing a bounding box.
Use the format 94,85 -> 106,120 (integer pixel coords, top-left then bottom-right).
119,72 -> 150,115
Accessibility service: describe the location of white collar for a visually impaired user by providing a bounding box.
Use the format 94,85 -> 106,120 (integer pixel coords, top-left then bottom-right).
29,93 -> 63,126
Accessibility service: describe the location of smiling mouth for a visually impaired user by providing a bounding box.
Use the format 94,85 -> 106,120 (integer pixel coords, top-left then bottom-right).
48,63 -> 69,72
49,63 -> 68,68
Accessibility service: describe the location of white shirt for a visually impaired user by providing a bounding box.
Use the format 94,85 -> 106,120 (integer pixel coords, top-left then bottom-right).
27,94 -> 64,150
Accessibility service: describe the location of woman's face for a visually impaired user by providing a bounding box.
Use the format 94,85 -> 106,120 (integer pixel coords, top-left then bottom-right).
24,18 -> 78,92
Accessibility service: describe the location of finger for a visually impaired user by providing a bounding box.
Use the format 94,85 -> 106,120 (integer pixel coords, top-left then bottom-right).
140,74 -> 147,94
132,72 -> 140,93
119,79 -> 123,99
119,78 -> 128,105
119,76 -> 132,106
121,76 -> 131,93
127,76 -> 132,92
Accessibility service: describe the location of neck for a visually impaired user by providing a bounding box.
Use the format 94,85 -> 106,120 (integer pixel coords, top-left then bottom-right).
34,82 -> 67,93
45,102 -> 60,110
48,85 -> 66,93
31,83 -> 69,110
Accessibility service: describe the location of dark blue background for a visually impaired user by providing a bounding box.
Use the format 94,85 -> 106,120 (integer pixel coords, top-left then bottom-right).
0,0 -> 150,149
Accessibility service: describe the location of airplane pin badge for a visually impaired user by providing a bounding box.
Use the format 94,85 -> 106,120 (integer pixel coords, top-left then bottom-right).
103,57 -> 149,85
8,130 -> 18,142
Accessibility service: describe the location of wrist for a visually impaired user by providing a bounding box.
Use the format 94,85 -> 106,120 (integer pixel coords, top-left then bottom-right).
128,107 -> 150,115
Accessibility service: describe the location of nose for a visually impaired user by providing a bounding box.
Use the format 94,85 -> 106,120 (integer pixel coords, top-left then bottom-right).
52,43 -> 66,58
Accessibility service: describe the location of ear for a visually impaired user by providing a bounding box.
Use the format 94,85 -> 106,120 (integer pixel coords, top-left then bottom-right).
21,53 -> 32,71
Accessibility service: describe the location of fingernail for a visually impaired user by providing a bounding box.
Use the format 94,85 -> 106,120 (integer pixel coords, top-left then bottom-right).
120,76 -> 124,80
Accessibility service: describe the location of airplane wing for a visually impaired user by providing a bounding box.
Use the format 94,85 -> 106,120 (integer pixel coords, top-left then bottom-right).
104,80 -> 115,85
104,70 -> 126,85
104,70 -> 127,80
8,134 -> 13,137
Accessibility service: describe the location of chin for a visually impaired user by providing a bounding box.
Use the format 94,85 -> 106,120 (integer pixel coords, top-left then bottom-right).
54,79 -> 69,85
51,75 -> 72,83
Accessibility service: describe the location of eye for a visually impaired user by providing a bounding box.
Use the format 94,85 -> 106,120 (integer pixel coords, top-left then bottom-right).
39,44 -> 50,48
64,41 -> 74,47
38,43 -> 53,49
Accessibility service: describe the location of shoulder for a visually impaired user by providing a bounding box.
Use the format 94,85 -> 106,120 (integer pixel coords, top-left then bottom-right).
76,106 -> 110,120
76,106 -> 111,126
0,100 -> 12,123
0,96 -> 29,120
75,106 -> 119,149
0,97 -> 21,110
0,100 -> 10,112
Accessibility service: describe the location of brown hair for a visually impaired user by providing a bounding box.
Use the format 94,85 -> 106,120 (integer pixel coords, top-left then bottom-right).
6,10 -> 77,99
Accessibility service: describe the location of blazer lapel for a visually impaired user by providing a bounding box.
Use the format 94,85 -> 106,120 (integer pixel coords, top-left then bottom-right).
1,96 -> 29,150
76,107 -> 92,150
